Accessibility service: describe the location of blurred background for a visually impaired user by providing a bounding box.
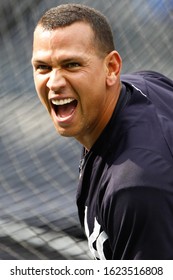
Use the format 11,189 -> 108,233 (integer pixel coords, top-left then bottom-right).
0,0 -> 172,259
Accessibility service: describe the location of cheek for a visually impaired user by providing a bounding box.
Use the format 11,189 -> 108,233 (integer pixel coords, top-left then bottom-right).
83,80 -> 106,108
34,75 -> 49,108
34,74 -> 41,94
81,91 -> 105,120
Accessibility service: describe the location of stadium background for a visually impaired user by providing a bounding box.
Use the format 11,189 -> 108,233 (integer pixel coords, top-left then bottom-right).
0,0 -> 172,259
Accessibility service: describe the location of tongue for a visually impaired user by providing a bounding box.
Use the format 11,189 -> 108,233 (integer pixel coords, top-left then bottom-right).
57,100 -> 77,118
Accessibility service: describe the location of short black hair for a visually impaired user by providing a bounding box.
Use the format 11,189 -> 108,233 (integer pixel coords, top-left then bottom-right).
37,3 -> 115,55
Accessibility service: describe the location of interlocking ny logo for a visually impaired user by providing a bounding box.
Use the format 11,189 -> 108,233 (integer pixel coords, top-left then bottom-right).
84,207 -> 108,259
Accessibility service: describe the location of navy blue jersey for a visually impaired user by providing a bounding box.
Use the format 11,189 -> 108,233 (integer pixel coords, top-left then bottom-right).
76,71 -> 173,259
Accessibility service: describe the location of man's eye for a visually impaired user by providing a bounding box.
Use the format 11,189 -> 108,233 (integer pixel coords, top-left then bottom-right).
65,62 -> 80,69
36,65 -> 51,72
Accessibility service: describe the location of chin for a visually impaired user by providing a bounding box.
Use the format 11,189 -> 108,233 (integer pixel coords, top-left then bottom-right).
55,126 -> 75,138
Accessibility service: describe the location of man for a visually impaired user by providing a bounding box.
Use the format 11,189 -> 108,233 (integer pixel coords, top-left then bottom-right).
32,4 -> 173,259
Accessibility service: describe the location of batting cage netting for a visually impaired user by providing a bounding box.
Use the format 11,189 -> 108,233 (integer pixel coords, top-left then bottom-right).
0,0 -> 172,259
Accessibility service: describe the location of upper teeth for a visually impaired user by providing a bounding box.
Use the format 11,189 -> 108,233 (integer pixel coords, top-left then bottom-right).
52,98 -> 75,106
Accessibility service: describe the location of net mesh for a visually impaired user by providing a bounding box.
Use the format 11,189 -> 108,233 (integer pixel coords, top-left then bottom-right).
0,0 -> 172,259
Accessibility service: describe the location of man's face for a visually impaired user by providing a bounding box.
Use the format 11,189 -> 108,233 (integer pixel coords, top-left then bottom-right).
32,22 -> 119,148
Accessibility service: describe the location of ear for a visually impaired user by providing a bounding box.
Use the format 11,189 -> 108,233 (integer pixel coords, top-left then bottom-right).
105,51 -> 122,87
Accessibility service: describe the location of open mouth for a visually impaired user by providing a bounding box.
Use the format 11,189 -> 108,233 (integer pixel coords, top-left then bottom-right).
51,98 -> 78,120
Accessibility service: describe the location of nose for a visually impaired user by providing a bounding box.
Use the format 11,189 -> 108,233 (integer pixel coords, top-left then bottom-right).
46,69 -> 66,91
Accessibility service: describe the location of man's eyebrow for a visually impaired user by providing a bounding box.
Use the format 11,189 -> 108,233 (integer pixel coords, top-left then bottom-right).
60,57 -> 81,64
60,54 -> 84,61
31,55 -> 85,66
31,58 -> 48,64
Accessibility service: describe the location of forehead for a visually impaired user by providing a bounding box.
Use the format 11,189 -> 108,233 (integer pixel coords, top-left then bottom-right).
33,22 -> 95,59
